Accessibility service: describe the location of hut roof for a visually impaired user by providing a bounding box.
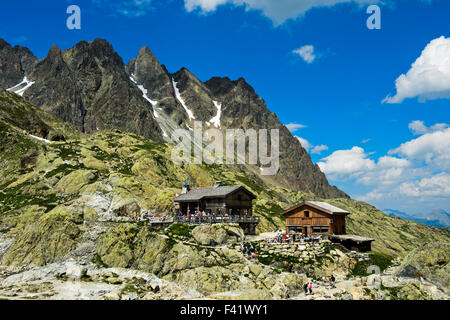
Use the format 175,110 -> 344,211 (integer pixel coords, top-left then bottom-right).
282,201 -> 350,216
174,185 -> 256,202
329,234 -> 375,243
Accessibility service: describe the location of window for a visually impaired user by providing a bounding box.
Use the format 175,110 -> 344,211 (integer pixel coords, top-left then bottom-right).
288,227 -> 303,233
304,211 -> 310,218
312,226 -> 329,233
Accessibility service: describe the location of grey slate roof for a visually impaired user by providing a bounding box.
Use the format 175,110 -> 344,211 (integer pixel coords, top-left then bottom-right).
282,200 -> 350,216
306,201 -> 350,214
174,185 -> 255,202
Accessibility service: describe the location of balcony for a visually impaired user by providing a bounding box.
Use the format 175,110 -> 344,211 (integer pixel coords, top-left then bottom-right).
173,215 -> 260,225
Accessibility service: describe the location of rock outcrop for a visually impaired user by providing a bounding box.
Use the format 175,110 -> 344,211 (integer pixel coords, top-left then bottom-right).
0,38 -> 346,198
191,223 -> 244,245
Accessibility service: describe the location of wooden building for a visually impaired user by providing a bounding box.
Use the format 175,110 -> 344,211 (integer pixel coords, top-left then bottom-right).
282,201 -> 349,237
173,181 -> 259,234
281,201 -> 374,251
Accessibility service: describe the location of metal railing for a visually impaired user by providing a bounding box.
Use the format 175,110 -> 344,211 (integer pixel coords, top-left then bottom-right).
147,217 -> 174,224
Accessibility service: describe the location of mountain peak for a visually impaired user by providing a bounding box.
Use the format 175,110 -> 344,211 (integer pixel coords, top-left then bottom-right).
48,44 -> 62,57
92,37 -> 111,47
138,46 -> 154,57
0,38 -> 11,49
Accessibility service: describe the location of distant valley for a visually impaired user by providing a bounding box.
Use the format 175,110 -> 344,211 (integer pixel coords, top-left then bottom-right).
384,209 -> 450,228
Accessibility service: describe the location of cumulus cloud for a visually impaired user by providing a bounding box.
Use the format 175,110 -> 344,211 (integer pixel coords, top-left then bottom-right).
399,173 -> 450,197
383,36 -> 450,104
389,127 -> 450,170
408,120 -> 449,135
184,0 -> 380,26
295,137 -> 328,155
317,146 -> 376,177
311,145 -> 329,155
293,45 -> 316,64
377,156 -> 411,168
296,136 -> 312,151
285,123 -> 307,132
321,122 -> 449,211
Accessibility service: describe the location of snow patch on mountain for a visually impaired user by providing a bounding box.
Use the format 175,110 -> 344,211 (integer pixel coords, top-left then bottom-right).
7,77 -> 35,96
209,101 -> 222,128
138,84 -> 157,106
130,74 -> 158,108
29,134 -> 51,144
172,78 -> 195,121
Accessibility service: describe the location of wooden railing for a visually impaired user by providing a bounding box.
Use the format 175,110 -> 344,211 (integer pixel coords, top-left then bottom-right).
173,215 -> 260,225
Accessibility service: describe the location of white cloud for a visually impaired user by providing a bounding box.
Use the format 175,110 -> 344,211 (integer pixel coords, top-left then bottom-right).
311,145 -> 329,154
389,127 -> 450,170
285,123 -> 307,132
377,156 -> 411,168
295,137 -> 328,155
321,122 -> 449,212
317,146 -> 376,177
362,138 -> 371,144
408,120 -> 449,135
383,36 -> 450,104
399,173 -> 450,197
184,0 -> 380,26
293,45 -> 316,64
184,0 -> 230,13
93,0 -> 153,17
296,136 -> 312,151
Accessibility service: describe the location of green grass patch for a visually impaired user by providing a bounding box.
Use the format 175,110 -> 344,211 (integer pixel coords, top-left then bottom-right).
351,251 -> 393,276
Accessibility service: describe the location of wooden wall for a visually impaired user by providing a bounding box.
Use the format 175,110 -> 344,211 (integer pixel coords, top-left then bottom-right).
285,204 -> 346,235
178,189 -> 253,216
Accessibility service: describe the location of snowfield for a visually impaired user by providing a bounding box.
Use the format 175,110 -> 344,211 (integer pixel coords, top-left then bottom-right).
7,77 -> 35,96
172,78 -> 195,121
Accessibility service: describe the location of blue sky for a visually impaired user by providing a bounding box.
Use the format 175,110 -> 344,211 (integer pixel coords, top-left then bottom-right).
1,0 -> 449,215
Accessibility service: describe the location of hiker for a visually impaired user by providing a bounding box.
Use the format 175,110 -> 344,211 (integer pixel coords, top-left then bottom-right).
308,282 -> 313,295
330,275 -> 336,288
303,283 -> 308,295
284,286 -> 290,299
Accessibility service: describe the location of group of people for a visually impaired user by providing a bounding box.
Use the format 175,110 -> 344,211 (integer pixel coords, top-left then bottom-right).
303,282 -> 313,295
284,274 -> 337,299
177,210 -> 208,217
240,242 -> 258,260
275,232 -> 289,243
130,211 -> 167,222
272,231 -> 323,244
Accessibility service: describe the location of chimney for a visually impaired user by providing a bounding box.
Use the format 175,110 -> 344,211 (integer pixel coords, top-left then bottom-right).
214,181 -> 223,188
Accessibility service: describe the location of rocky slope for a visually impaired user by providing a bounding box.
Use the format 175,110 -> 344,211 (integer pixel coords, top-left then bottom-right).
0,89 -> 448,299
0,39 -> 37,89
0,38 -> 345,199
1,39 -> 163,141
